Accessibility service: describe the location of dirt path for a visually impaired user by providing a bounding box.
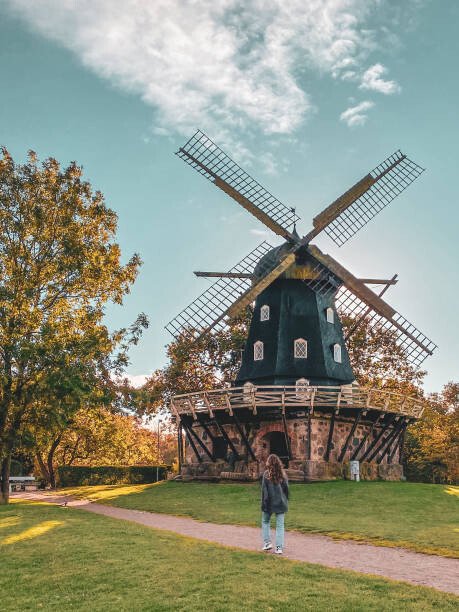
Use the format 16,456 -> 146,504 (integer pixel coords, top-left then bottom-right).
14,491 -> 459,596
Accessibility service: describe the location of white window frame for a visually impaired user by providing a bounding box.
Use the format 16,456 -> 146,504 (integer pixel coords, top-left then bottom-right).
333,343 -> 342,363
253,341 -> 264,361
295,377 -> 311,400
294,338 -> 308,359
326,307 -> 334,324
260,304 -> 270,321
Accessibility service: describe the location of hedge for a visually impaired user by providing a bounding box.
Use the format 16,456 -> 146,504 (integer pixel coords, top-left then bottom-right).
57,465 -> 169,487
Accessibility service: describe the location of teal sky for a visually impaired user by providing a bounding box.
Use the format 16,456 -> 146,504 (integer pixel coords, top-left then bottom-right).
0,1 -> 458,392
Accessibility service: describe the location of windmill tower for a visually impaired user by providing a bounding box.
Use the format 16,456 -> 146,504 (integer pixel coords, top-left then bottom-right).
167,131 -> 436,482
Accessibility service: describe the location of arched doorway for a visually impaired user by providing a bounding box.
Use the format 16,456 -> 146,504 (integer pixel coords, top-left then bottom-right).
263,431 -> 290,467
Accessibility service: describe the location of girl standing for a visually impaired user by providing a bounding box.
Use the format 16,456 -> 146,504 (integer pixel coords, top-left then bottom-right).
261,453 -> 289,554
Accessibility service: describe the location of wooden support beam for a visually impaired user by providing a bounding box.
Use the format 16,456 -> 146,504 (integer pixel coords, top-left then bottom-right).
194,271 -> 253,279
212,416 -> 241,460
184,419 -> 216,462
181,421 -> 202,463
374,420 -> 404,464
232,414 -> 257,462
324,410 -> 337,462
376,419 -> 403,465
306,407 -> 312,461
352,415 -> 381,461
177,425 -> 183,471
197,418 -> 218,444
224,392 -> 233,416
388,420 -> 409,464
359,278 -> 398,286
361,414 -> 396,462
338,410 -> 362,463
281,412 -> 292,460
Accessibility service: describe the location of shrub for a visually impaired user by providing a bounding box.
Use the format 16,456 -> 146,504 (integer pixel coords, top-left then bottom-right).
57,465 -> 169,487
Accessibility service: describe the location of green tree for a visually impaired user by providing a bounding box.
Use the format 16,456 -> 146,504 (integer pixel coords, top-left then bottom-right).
0,148 -> 143,503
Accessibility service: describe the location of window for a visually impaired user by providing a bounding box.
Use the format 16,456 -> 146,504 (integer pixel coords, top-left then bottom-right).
296,377 -> 310,400
260,304 -> 270,321
294,338 -> 308,359
326,307 -> 334,324
253,341 -> 264,361
333,343 -> 342,363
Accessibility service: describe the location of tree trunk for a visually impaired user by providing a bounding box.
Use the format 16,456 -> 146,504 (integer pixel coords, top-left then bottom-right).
0,455 -> 11,504
36,452 -> 50,485
47,436 -> 62,489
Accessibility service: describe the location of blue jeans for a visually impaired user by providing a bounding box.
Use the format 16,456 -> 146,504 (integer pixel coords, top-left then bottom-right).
262,511 -> 285,548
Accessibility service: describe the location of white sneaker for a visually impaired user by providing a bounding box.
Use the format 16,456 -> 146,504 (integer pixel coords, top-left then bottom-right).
275,546 -> 283,555
262,542 -> 272,551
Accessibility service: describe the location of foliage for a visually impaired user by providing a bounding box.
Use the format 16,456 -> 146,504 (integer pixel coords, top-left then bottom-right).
2,502 -> 458,611
0,148 -> 145,503
404,383 -> 458,484
56,465 -> 168,487
57,480 -> 459,558
32,405 -> 175,487
341,314 -> 426,393
142,310 -> 251,413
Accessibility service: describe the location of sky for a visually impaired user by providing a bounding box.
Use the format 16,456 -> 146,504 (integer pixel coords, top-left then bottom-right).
0,0 -> 458,392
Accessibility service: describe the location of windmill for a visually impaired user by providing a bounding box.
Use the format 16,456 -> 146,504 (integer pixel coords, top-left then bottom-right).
167,130 -> 436,482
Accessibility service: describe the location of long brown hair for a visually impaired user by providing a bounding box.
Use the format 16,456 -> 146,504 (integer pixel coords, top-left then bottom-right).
265,454 -> 286,485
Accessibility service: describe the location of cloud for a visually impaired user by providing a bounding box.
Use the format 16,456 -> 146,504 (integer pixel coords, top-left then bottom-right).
123,373 -> 149,388
359,63 -> 401,94
339,100 -> 375,127
6,1 -> 404,139
250,228 -> 271,238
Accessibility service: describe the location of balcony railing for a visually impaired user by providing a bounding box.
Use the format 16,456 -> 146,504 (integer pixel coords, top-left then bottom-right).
170,385 -> 425,420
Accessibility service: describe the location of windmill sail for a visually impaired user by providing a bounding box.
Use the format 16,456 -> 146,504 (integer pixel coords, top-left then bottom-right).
312,151 -> 424,247
177,130 -> 299,240
165,241 -> 273,340
335,287 -> 437,367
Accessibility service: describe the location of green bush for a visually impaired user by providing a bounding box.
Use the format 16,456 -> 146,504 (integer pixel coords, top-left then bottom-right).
57,465 -> 168,487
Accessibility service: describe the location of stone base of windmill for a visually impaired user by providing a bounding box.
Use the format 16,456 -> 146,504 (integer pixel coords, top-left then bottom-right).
178,412 -> 408,483
172,386 -> 423,484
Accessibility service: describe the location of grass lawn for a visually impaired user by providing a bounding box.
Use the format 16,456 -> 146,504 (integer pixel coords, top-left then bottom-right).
1,501 -> 458,611
60,480 -> 459,558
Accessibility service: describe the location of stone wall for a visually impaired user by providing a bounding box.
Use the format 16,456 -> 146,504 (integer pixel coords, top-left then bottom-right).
182,414 -> 402,481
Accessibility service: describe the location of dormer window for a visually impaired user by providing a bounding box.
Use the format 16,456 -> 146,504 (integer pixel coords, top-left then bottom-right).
333,343 -> 342,363
254,341 -> 264,361
260,305 -> 270,321
294,338 -> 308,359
326,307 -> 334,324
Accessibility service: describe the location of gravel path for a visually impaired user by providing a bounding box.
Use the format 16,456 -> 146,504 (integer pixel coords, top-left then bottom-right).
14,491 -> 459,596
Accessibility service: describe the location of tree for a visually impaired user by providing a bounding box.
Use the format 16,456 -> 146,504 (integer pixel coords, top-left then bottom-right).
142,311 -> 250,415
341,314 -> 426,394
404,383 -> 458,484
32,406 -> 169,485
0,148 -> 144,503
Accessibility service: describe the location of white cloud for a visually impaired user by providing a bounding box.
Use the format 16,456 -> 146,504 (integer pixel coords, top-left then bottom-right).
6,1 -> 404,138
359,63 -> 401,94
340,100 -> 375,127
123,373 -> 149,388
250,228 -> 271,238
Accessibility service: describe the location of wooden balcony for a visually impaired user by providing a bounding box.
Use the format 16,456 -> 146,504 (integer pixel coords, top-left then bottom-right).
170,385 -> 425,420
